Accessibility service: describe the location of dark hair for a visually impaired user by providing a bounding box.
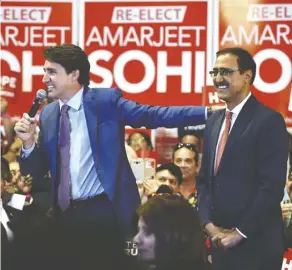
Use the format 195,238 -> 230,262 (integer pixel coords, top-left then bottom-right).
156,163 -> 183,186
1,157 -> 11,182
172,143 -> 199,166
137,195 -> 207,270
216,47 -> 256,85
127,131 -> 153,150
43,44 -> 90,86
178,130 -> 203,150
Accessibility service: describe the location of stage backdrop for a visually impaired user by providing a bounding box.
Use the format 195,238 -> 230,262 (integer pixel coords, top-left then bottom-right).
204,0 -> 292,128
0,0 -> 77,118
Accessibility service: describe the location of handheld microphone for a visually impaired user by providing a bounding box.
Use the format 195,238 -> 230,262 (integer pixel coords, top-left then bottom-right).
28,89 -> 47,117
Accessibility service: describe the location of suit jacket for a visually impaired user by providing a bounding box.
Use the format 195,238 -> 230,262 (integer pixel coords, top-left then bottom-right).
198,95 -> 289,265
20,87 -> 206,232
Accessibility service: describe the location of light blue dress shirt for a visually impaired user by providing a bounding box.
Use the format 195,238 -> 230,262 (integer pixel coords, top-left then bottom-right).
22,88 -> 103,200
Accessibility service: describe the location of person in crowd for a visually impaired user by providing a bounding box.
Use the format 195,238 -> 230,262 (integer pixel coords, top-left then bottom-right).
179,129 -> 204,153
14,44 -> 217,267
133,194 -> 209,270
198,47 -> 288,270
127,131 -> 159,161
141,163 -> 183,202
173,143 -> 199,207
1,97 -> 14,155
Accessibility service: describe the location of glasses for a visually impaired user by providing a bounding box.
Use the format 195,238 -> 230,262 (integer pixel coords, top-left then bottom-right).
174,143 -> 197,152
209,68 -> 240,77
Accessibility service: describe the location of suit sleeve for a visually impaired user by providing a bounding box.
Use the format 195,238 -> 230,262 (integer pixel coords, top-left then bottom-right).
197,121 -> 213,226
111,88 -> 207,128
19,109 -> 50,187
237,112 -> 289,236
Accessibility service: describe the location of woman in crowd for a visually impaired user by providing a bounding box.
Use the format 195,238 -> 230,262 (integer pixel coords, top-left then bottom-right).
127,131 -> 159,161
133,194 -> 209,270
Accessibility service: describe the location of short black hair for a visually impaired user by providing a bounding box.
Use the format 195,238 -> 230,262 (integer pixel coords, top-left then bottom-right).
216,47 -> 256,85
178,130 -> 203,150
156,163 -> 183,186
43,44 -> 90,86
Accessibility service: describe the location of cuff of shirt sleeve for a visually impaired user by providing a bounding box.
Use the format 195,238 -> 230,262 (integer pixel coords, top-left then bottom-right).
21,143 -> 35,158
236,228 -> 247,238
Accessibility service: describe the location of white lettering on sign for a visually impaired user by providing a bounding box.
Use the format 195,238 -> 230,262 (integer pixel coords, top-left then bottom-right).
248,4 -> 292,22
0,26 -> 70,47
89,50 -> 205,94
86,26 -> 205,48
111,6 -> 186,23
0,6 -> 51,23
208,92 -> 220,104
221,24 -> 292,46
253,49 -> 292,94
282,258 -> 292,270
0,76 -> 17,89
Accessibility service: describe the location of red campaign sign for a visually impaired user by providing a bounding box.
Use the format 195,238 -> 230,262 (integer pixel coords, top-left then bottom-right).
81,0 -> 209,106
217,0 -> 292,126
0,0 -> 76,118
282,249 -> 292,270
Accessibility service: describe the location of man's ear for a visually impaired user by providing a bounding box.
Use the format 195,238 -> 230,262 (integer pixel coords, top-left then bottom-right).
71,70 -> 80,82
245,70 -> 252,84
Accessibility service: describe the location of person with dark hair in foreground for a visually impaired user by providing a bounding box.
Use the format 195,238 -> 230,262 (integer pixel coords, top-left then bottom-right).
198,47 -> 288,270
14,44 -> 217,268
134,194 -> 209,270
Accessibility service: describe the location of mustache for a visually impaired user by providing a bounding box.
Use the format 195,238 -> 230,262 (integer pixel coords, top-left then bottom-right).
214,80 -> 229,88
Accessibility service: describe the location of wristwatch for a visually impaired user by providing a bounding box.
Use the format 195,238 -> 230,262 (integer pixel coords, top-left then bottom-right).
207,106 -> 213,118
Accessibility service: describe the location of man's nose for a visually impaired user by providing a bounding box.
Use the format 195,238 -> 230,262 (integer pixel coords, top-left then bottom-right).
42,73 -> 50,83
214,73 -> 224,83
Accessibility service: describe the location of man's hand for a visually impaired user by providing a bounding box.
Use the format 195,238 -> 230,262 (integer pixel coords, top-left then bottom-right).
143,177 -> 159,196
205,222 -> 224,238
14,113 -> 37,149
211,105 -> 226,112
212,229 -> 244,249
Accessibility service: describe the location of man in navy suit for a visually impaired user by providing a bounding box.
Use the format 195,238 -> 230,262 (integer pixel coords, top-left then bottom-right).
14,44 -> 212,267
198,47 -> 289,270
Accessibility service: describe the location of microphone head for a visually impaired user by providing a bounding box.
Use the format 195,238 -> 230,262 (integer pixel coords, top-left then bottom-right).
36,89 -> 47,100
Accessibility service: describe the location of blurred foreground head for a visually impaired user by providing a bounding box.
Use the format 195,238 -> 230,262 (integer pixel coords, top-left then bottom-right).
134,194 -> 207,270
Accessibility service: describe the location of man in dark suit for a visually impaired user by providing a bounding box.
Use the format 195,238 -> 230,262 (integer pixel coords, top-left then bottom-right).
14,44 -> 213,267
198,47 -> 289,270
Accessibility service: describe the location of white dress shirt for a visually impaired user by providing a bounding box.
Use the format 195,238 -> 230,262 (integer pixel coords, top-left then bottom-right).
22,88 -> 103,200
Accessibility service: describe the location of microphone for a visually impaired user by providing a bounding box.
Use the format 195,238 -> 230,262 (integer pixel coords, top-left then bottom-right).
28,89 -> 47,117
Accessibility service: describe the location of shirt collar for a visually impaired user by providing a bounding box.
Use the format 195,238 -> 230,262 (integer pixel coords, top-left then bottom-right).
58,87 -> 84,111
227,92 -> 251,117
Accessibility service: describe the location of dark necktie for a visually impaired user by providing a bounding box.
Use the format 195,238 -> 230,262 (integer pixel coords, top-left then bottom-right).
58,104 -> 71,211
215,111 -> 233,174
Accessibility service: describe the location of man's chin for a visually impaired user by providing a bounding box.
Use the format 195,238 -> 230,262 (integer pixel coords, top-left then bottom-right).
217,92 -> 229,102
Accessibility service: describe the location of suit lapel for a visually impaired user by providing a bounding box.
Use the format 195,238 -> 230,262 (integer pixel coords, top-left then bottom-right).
218,95 -> 258,172
210,110 -> 225,175
83,87 -> 98,165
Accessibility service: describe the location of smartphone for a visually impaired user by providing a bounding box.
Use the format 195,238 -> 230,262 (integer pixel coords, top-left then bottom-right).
144,158 -> 156,180
130,158 -> 156,184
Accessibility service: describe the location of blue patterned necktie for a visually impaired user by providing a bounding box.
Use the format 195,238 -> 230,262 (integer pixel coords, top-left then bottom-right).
58,104 -> 71,211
